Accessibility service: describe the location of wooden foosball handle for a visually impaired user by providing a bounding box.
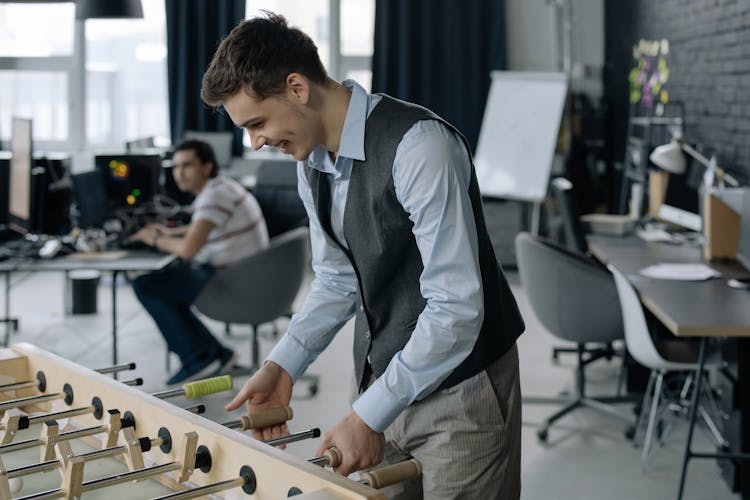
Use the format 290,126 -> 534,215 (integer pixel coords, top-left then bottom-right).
360,459 -> 422,489
240,406 -> 293,430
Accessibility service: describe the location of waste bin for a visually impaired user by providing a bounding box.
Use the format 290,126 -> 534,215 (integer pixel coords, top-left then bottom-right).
65,270 -> 101,315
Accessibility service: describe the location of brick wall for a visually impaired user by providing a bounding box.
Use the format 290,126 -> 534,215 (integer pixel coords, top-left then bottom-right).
605,0 -> 750,182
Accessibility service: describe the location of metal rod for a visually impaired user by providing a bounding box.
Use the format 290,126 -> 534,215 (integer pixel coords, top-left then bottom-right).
27,406 -> 94,425
95,362 -> 136,375
111,269 -> 119,371
0,393 -> 62,412
151,388 -> 185,399
81,462 -> 181,492
0,436 -> 42,454
222,419 -> 242,430
0,380 -> 35,392
122,377 -> 143,387
59,425 -> 106,440
150,477 -> 245,499
263,428 -> 320,447
15,487 -> 64,500
76,445 -> 126,462
677,338 -> 706,500
17,463 -> 184,499
0,424 -> 104,455
308,456 -> 329,466
18,462 -> 180,500
7,459 -> 58,478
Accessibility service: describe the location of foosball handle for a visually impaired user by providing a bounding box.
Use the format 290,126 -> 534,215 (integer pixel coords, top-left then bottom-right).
323,447 -> 342,468
360,458 -> 422,489
239,406 -> 293,431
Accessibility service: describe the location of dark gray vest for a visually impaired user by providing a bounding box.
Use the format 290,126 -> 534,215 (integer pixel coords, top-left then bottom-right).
305,94 -> 524,391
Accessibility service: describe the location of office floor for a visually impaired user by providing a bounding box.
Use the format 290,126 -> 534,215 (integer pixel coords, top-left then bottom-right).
1,268 -> 739,500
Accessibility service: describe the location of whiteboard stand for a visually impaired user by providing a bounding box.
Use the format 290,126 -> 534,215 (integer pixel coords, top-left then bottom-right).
473,71 -> 568,236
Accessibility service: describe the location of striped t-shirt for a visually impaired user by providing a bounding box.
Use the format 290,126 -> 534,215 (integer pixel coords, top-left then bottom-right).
192,176 -> 269,267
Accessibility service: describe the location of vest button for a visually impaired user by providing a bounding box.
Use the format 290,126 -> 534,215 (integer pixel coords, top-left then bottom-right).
364,330 -> 370,339
360,305 -> 365,313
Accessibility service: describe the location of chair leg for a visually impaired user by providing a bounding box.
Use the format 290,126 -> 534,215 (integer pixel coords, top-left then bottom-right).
538,399 -> 583,442
697,372 -> 728,449
250,324 -> 260,372
642,371 -> 664,464
630,370 -> 656,443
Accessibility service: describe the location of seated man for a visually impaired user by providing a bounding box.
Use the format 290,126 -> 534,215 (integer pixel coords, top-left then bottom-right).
131,139 -> 269,385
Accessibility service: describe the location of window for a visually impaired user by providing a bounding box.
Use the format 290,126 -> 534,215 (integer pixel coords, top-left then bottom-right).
0,2 -> 75,146
0,2 -> 75,57
85,0 -> 168,148
0,0 -> 169,152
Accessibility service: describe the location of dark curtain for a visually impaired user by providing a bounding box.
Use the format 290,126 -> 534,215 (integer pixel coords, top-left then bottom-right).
371,0 -> 506,152
165,0 -> 245,154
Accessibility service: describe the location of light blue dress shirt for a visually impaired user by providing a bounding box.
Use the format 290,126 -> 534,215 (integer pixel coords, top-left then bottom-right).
266,80 -> 484,433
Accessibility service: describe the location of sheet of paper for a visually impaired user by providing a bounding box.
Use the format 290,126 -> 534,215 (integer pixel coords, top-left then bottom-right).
638,262 -> 721,281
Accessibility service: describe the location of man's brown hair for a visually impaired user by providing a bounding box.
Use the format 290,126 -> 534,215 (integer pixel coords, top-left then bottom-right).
201,12 -> 328,107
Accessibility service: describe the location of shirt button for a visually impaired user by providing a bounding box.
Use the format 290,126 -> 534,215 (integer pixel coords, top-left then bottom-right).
364,330 -> 371,339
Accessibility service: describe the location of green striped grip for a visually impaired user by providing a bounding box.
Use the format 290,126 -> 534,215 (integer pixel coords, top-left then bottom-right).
183,375 -> 233,399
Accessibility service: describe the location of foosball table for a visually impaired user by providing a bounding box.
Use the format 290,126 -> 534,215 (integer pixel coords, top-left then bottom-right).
0,343 -> 420,499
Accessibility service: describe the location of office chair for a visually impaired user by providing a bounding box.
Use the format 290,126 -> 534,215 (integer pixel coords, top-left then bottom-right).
193,226 -> 318,395
551,177 -> 589,255
252,160 -> 308,238
515,232 -> 633,442
608,265 -> 726,463
547,177 -> 615,363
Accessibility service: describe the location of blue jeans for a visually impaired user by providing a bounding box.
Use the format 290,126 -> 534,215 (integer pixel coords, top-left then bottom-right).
132,260 -> 222,366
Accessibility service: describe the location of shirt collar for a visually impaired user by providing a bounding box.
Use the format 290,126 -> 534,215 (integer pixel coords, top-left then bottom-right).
307,79 -> 370,172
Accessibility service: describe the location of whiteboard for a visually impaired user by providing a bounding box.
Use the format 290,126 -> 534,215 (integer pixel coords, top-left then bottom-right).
474,71 -> 568,202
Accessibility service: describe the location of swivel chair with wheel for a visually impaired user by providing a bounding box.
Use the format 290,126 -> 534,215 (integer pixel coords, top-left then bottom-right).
515,232 -> 634,442
194,226 -> 318,395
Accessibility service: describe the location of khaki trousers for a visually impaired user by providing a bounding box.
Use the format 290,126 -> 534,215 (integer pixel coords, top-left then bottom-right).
360,343 -> 522,500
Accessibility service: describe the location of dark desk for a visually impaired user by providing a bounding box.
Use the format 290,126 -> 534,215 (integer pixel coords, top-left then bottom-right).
588,234 -> 750,499
0,250 -> 174,365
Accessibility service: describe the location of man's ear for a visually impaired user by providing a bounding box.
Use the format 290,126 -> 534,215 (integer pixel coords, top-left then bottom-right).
286,73 -> 310,104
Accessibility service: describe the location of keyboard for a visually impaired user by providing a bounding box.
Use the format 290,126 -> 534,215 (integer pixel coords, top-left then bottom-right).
113,238 -> 151,251
0,239 -> 45,259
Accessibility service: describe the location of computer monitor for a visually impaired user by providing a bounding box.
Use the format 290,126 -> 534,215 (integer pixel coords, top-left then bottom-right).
182,130 -> 233,170
72,170 -> 111,228
95,154 -> 161,212
161,165 -> 195,206
8,117 -> 32,233
657,159 -> 705,232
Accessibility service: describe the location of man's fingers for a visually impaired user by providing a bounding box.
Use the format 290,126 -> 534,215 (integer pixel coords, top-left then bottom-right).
314,433 -> 333,458
224,383 -> 253,411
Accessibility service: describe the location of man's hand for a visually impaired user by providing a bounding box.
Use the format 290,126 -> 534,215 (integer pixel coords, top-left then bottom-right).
130,226 -> 159,246
315,410 -> 385,476
225,362 -> 294,444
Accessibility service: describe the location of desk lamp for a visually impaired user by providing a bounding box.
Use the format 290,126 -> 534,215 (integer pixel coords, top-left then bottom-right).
650,137 -> 738,188
651,138 -> 741,260
646,138 -> 688,217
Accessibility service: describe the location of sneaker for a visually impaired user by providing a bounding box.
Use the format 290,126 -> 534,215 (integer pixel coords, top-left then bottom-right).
165,351 -> 224,386
212,348 -> 236,376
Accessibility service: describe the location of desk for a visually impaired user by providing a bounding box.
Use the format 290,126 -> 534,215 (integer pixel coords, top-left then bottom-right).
588,235 -> 750,337
0,250 -> 174,366
588,235 -> 750,499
